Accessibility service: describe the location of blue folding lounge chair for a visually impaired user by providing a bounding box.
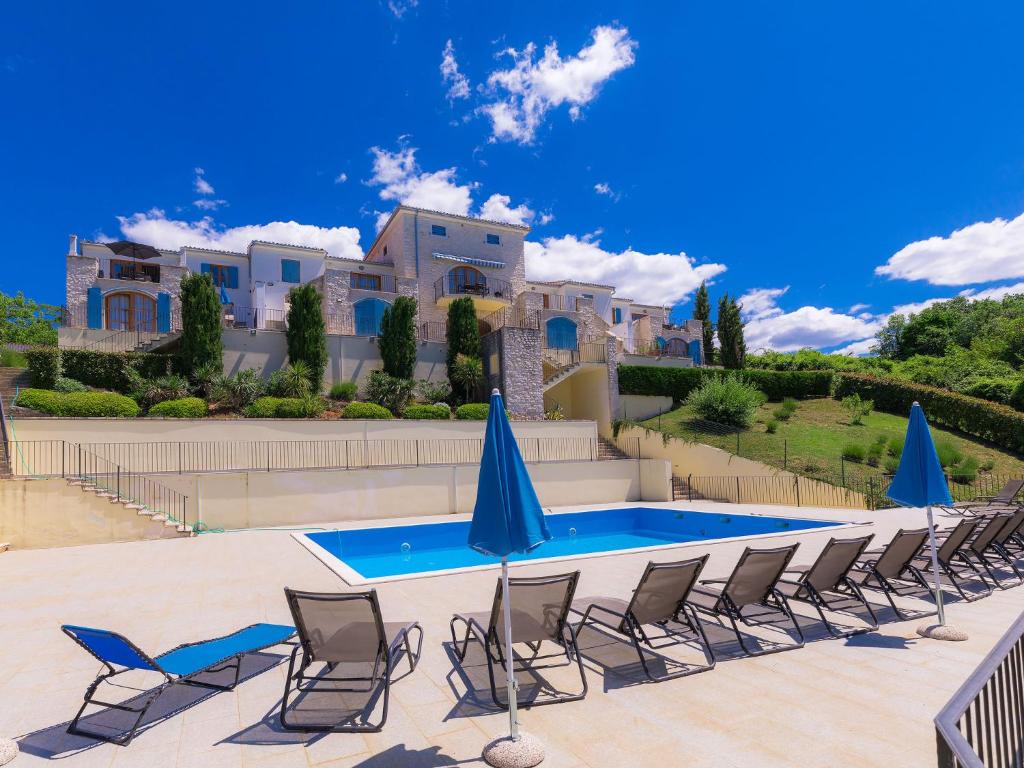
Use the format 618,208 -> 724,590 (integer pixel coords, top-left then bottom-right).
62,622 -> 295,745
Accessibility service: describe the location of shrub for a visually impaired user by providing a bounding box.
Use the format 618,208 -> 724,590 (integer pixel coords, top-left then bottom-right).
765,419 -> 778,434
285,283 -> 327,391
329,381 -> 359,401
378,295 -> 418,380
866,440 -> 884,467
456,403 -> 489,420
841,393 -> 873,425
267,363 -> 312,398
212,369 -> 265,411
136,374 -> 190,409
450,354 -> 484,403
15,388 -> 140,417
26,347 -> 60,388
342,401 -> 393,419
963,378 -> 1017,405
617,365 -> 833,402
403,404 -> 451,420
189,362 -> 222,400
832,373 -> 1024,454
781,397 -> 798,412
245,395 -> 326,418
53,376 -> 87,393
0,348 -> 28,367
179,272 -> 223,374
884,456 -> 900,474
148,397 -> 207,418
950,457 -> 980,484
245,396 -> 286,418
772,407 -> 792,421
685,375 -> 766,428
936,442 -> 964,468
980,458 -> 995,472
886,437 -> 903,458
364,370 -> 414,414
53,348 -> 174,393
545,403 -> 566,421
416,379 -> 452,404
841,443 -> 865,463
1011,380 -> 1024,412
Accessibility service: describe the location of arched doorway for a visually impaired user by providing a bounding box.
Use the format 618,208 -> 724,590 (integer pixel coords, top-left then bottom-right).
545,316 -> 578,350
105,292 -> 156,332
353,297 -> 391,336
664,338 -> 688,357
447,266 -> 487,295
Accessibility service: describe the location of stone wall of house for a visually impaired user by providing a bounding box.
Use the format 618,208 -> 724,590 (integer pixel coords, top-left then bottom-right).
576,297 -> 609,343
65,255 -> 98,323
497,326 -> 544,419
605,334 -> 620,427
316,268 -> 352,335
161,265 -> 187,329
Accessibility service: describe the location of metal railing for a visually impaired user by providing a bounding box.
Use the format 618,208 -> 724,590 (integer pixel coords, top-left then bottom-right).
5,436 -> 642,477
419,321 -> 447,342
482,305 -> 541,333
542,341 -> 608,373
540,294 -> 579,312
76,446 -> 189,531
349,273 -> 397,293
81,328 -> 172,353
434,274 -> 513,303
324,312 -> 354,336
60,305 -> 88,328
936,610 -> 1024,767
631,341 -> 692,359
225,307 -> 288,331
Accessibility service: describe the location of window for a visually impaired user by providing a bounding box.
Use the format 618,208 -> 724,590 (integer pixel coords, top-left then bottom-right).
486,233 -> 500,245
351,273 -> 382,291
545,317 -> 578,350
281,259 -> 300,283
431,224 -> 447,237
612,307 -> 622,324
353,298 -> 390,336
447,266 -> 487,295
200,263 -> 238,288
582,293 -> 594,299
111,260 -> 160,283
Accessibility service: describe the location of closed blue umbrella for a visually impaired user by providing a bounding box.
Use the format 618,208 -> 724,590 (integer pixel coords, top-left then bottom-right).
469,389 -> 550,745
887,401 -> 953,627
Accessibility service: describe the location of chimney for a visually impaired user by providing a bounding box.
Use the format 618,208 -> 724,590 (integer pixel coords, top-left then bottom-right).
67,234 -> 79,256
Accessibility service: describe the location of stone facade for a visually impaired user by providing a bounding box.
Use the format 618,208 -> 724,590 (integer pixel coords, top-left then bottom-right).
65,255 -> 99,324
494,326 -> 544,419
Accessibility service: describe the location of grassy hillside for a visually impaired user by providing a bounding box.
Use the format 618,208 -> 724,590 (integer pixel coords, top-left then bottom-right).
641,397 -> 1024,484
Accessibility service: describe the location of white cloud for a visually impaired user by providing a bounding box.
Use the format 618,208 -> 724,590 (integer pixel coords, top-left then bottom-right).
738,287 -> 788,320
334,172 -> 348,184
368,145 -> 475,229
525,235 -> 725,307
831,338 -> 878,357
386,0 -> 417,18
594,182 -> 612,196
889,297 -> 947,317
116,208 -> 362,260
959,280 -> 1024,301
480,25 -> 637,144
193,167 -> 215,196
478,194 -> 534,226
192,198 -> 227,211
440,40 -> 470,101
876,210 -> 1024,286
849,303 -> 870,313
538,212 -> 554,226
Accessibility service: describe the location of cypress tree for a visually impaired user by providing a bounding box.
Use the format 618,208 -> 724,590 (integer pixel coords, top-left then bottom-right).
446,297 -> 481,396
693,281 -> 714,365
285,283 -> 327,392
378,296 -> 418,379
718,294 -> 747,370
178,272 -> 223,374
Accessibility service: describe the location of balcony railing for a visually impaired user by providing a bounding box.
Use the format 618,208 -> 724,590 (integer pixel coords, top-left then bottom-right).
419,321 -> 447,342
542,340 -> 608,371
434,274 -> 512,303
223,306 -> 288,330
107,264 -> 161,283
349,273 -> 397,293
540,294 -> 578,312
481,306 -> 540,333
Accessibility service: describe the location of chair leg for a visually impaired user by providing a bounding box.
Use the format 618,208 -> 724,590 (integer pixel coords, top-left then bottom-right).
67,670 -> 166,746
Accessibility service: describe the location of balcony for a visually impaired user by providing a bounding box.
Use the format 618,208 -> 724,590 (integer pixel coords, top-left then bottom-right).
349,273 -> 396,293
540,294 -> 578,312
106,261 -> 161,284
433,274 -> 512,313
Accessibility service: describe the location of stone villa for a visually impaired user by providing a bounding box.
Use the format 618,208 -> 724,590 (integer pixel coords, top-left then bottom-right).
62,205 -> 703,419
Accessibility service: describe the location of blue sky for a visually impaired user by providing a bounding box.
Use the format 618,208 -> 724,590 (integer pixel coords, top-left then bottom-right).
4,1 -> 1024,353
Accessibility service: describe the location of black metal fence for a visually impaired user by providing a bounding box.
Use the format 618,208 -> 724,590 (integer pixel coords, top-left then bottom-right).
76,447 -> 189,532
936,609 -> 1024,767
5,436 -> 642,477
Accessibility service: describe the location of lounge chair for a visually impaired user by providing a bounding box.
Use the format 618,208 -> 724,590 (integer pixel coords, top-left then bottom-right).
957,513 -> 1021,588
62,622 -> 296,746
909,518 -> 990,602
688,544 -> 805,657
450,571 -> 587,708
942,479 -> 1024,516
984,507 -> 1024,573
848,528 -> 931,620
570,556 -> 715,681
777,535 -> 879,638
280,588 -> 423,732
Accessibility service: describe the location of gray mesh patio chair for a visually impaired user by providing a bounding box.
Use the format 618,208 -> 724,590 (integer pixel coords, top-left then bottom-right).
450,571 -> 587,708
688,544 -> 805,657
570,555 -> 715,681
281,588 -> 423,733
981,507 -> 1024,578
958,513 -> 1021,588
940,479 -> 1024,516
777,534 -> 879,638
849,528 -> 932,619
908,518 -> 990,602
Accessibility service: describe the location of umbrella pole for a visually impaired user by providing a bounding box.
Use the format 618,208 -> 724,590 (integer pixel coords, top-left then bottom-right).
925,505 -> 945,626
501,557 -> 520,742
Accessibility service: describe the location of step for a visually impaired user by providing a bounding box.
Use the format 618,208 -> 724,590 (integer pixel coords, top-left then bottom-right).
0,542 -> 8,553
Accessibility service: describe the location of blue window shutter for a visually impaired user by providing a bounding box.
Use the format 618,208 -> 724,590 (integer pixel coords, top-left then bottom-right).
282,259 -> 300,283
545,317 -> 578,350
86,287 -> 102,329
689,339 -> 702,365
157,293 -> 171,333
656,336 -> 667,350
201,263 -> 212,276
227,266 -> 239,289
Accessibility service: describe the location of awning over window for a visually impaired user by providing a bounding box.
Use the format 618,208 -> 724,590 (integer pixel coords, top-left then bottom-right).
432,252 -> 505,270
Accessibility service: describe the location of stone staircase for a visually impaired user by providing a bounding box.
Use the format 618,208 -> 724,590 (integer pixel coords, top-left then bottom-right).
66,476 -> 193,535
0,367 -> 30,406
543,361 -> 583,389
597,438 -> 631,460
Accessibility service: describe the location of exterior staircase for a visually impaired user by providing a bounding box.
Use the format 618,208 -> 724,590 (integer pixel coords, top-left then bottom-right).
597,438 -> 631,460
78,329 -> 182,354
66,476 -> 193,535
0,367 -> 30,406
543,360 -> 583,389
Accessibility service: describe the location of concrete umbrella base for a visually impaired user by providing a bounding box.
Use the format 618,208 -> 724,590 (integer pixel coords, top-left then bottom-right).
482,732 -> 545,768
0,738 -> 18,765
917,623 -> 969,642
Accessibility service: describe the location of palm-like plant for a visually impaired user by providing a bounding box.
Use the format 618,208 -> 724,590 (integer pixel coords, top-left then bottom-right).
450,353 -> 484,403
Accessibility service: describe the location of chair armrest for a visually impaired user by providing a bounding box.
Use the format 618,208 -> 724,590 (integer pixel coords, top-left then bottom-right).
700,578 -> 728,585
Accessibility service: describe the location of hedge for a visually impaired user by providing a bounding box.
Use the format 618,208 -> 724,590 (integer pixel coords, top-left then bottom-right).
26,346 -> 174,393
833,373 -> 1024,453
617,366 -> 834,402
245,396 -> 326,419
15,388 -> 140,417
148,397 -> 208,418
456,403 -> 489,420
341,401 -> 393,419
402,404 -> 451,420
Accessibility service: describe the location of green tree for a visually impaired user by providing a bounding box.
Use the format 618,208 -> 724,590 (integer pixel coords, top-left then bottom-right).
378,296 -> 418,379
0,291 -> 59,346
872,313 -> 906,359
285,284 -> 327,393
178,273 -> 223,373
446,297 -> 481,398
717,295 -> 746,369
450,353 -> 484,403
693,281 -> 714,364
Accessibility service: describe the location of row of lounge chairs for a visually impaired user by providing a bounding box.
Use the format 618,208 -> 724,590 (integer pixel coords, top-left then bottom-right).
62,500 -> 1024,742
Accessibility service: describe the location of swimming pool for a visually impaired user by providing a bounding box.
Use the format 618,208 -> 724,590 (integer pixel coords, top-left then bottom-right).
295,506 -> 848,584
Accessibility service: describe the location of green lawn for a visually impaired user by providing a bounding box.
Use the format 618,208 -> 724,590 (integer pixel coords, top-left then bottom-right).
641,397 -> 1024,484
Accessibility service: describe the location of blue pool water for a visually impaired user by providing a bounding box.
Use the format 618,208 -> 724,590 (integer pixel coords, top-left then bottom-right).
301,507 -> 842,581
